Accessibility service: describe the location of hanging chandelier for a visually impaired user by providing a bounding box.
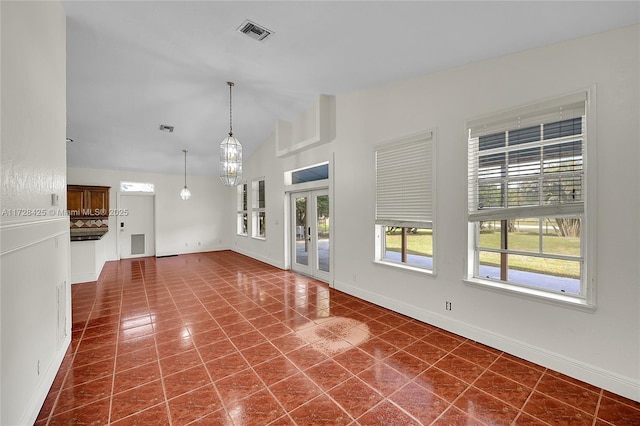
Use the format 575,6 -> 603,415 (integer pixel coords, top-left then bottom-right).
180,149 -> 191,200
219,81 -> 243,186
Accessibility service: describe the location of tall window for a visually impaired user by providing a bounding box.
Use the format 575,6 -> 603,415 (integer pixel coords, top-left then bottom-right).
252,179 -> 266,239
374,131 -> 435,272
467,92 -> 590,302
237,183 -> 248,236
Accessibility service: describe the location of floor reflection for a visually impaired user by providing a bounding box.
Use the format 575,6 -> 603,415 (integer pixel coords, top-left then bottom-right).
37,251 -> 639,425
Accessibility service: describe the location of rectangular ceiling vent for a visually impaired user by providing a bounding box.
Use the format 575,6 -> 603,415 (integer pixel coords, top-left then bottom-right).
237,20 -> 273,42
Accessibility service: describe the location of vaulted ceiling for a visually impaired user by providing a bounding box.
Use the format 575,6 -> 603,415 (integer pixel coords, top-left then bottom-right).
63,1 -> 639,176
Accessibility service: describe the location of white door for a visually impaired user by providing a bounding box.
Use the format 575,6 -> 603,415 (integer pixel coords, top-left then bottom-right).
119,194 -> 155,259
291,190 -> 330,282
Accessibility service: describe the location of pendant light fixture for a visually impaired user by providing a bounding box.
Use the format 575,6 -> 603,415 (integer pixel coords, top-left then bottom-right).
219,81 -> 243,186
180,149 -> 191,200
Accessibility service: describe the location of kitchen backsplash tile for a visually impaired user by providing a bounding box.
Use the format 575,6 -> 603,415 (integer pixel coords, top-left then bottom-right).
71,219 -> 108,229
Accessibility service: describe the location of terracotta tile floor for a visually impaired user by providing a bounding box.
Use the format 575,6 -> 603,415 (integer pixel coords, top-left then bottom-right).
37,251 -> 640,425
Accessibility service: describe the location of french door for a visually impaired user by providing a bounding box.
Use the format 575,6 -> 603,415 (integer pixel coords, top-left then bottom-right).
291,189 -> 330,282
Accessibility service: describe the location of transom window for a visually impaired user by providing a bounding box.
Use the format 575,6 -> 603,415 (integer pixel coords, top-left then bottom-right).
120,182 -> 154,192
291,164 -> 328,184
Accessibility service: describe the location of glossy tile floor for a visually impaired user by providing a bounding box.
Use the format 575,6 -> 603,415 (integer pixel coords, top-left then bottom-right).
37,251 -> 639,425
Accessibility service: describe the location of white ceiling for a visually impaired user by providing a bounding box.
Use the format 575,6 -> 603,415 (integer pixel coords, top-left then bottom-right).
63,1 -> 639,176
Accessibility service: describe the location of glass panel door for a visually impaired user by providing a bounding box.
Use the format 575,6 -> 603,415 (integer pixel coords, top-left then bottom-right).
294,194 -> 309,269
291,190 -> 330,282
315,192 -> 330,274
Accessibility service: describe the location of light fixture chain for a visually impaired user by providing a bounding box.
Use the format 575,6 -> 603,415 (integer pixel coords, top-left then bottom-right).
183,149 -> 187,186
228,81 -> 233,137
180,148 -> 192,199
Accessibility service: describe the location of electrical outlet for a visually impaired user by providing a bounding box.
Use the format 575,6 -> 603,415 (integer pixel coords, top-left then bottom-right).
37,360 -> 40,375
198,242 -> 201,246
445,301 -> 452,311
352,274 -> 357,282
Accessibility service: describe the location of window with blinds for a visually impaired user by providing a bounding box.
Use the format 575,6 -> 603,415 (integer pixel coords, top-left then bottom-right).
468,92 -> 586,221
375,131 -> 435,272
376,131 -> 433,228
466,91 -> 590,302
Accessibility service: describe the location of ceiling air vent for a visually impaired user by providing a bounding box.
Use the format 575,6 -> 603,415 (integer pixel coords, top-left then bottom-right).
159,124 -> 174,133
237,20 -> 273,41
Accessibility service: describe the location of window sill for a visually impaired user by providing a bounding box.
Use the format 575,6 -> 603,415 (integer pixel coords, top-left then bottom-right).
252,236 -> 266,241
463,277 -> 595,312
373,259 -> 435,277
237,233 -> 248,237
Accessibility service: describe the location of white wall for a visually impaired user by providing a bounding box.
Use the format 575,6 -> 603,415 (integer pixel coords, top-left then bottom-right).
233,132 -> 335,269
67,167 -> 234,260
0,1 -> 70,424
237,25 -> 640,401
231,135 -> 285,267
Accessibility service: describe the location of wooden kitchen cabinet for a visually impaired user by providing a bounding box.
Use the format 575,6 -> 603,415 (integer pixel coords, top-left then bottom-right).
67,185 -> 110,218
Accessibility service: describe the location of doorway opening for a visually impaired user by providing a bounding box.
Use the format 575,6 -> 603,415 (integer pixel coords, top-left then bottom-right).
118,193 -> 155,259
290,189 -> 330,283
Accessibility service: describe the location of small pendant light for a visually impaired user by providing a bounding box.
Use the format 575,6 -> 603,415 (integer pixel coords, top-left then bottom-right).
180,149 -> 191,200
219,81 -> 243,186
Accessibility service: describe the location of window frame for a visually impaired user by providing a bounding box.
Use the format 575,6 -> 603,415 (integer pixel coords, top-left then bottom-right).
120,181 -> 155,193
373,130 -> 436,275
473,216 -> 583,293
237,183 -> 248,236
252,179 -> 266,240
465,89 -> 596,309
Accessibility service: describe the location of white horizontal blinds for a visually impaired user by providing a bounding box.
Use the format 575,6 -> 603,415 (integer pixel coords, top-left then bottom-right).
468,93 -> 586,222
467,92 -> 587,138
376,132 -> 433,228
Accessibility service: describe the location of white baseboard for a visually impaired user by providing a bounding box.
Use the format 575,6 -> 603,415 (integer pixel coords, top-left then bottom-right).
231,247 -> 285,270
71,271 -> 99,284
71,273 -> 98,284
154,245 -> 227,258
22,335 -> 70,425
334,279 -> 640,403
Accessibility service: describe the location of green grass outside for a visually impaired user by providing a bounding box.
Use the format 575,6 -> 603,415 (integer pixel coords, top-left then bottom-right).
385,230 -> 433,256
478,227 -> 580,256
478,230 -> 580,278
385,228 -> 580,278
